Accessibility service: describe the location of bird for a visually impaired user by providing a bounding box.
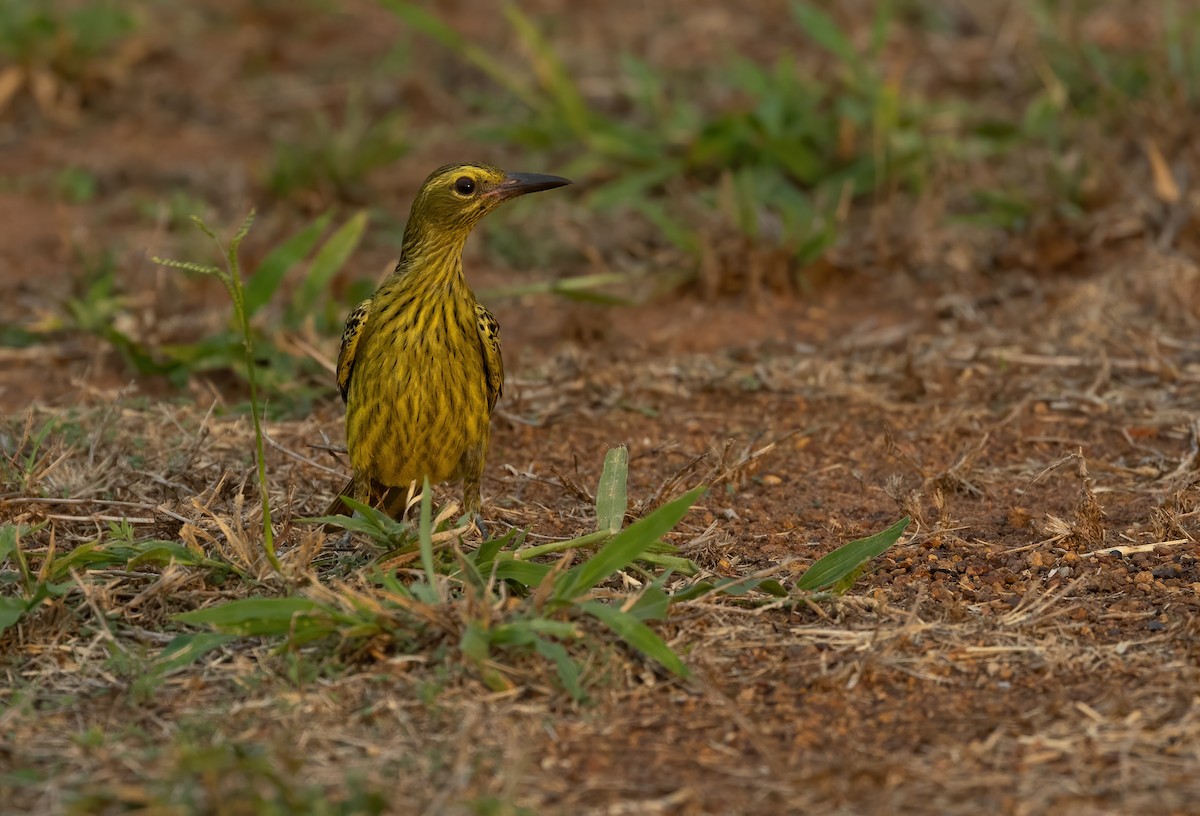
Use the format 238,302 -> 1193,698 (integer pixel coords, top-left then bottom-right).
327,162 -> 571,525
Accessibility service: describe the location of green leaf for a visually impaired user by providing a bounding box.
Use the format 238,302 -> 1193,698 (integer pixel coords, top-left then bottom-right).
757,579 -> 788,596
0,524 -> 34,590
175,597 -> 325,636
0,596 -> 29,634
303,497 -> 418,551
869,0 -> 895,59
554,487 -> 702,602
796,516 -> 909,592
457,546 -> 487,592
579,599 -> 689,678
478,273 -> 632,304
534,636 -> 584,701
792,2 -> 859,72
594,446 -> 629,533
0,525 -> 19,567
671,576 -> 791,604
471,529 -> 519,574
381,1 -> 535,106
503,5 -> 592,138
459,620 -> 491,664
244,210 -> 334,317
150,632 -> 237,675
28,581 -> 73,602
41,542 -> 123,581
492,559 -> 552,587
628,584 -> 671,621
120,540 -> 214,569
290,210 -> 368,324
637,553 -> 699,575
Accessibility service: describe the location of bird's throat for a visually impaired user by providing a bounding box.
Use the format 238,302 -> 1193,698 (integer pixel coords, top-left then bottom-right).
396,219 -> 473,294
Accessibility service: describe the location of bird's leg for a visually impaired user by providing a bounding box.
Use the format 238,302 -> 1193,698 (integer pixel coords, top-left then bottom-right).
462,476 -> 488,539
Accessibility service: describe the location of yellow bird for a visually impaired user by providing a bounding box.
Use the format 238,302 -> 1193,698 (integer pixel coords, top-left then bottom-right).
329,162 -> 570,522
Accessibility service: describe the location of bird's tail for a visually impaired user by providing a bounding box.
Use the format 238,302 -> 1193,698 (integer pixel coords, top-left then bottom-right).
323,477 -> 358,518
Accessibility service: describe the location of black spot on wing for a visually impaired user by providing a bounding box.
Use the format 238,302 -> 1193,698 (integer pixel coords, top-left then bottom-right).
474,302 -> 504,412
337,298 -> 372,403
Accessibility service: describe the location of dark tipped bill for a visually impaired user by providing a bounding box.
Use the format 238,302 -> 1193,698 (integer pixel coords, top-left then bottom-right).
488,171 -> 572,201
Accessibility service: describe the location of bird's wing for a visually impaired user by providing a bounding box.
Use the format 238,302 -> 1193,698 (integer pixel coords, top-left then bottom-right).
336,297 -> 372,403
475,302 -> 504,414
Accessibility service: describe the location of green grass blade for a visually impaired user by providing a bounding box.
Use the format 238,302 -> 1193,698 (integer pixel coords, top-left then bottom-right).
869,0 -> 894,59
150,632 -> 237,676
120,541 -> 225,570
459,620 -> 491,664
791,2 -> 859,70
381,1 -> 536,107
503,4 -> 592,137
628,582 -> 671,621
470,529 -> 519,574
302,496 -> 411,545
492,559 -> 552,587
418,479 -> 435,577
244,209 -> 334,317
291,210 -> 368,324
796,516 -> 910,592
41,542 -> 122,582
491,619 -> 579,643
457,545 -> 487,592
594,446 -> 629,533
579,599 -> 689,678
411,478 -> 443,604
298,514 -> 388,537
554,487 -> 702,602
175,597 -> 323,636
671,576 -> 790,604
0,524 -> 35,591
477,272 -> 632,303
533,636 -> 584,701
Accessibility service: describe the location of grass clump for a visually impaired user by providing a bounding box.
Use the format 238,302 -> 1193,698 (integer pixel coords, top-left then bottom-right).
174,449 -> 908,701
386,0 -> 933,293
0,0 -> 137,76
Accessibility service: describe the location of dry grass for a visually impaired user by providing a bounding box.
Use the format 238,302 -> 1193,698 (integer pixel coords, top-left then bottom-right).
5,259 -> 1200,811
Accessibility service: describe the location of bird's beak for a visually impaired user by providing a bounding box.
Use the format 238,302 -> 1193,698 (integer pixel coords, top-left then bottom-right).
487,171 -> 572,201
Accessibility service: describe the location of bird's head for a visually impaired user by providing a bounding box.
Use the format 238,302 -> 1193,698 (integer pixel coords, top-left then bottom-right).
404,162 -> 571,251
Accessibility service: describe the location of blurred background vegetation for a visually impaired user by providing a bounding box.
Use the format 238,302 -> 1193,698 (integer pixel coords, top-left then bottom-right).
1,0 -> 1196,414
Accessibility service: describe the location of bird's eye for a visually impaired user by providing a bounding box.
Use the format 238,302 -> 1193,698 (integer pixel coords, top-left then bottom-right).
454,176 -> 476,196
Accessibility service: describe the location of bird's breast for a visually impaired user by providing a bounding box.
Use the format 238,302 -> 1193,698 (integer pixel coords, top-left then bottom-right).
347,291 -> 489,487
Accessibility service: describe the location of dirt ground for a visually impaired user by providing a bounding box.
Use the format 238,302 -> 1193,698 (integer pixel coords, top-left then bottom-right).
3,2 -> 1200,814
